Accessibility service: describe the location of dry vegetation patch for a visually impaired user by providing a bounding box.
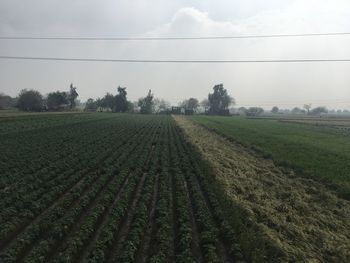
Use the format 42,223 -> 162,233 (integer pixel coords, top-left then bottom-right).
174,116 -> 350,262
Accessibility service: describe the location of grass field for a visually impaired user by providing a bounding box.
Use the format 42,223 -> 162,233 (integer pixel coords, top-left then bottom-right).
0,113 -> 284,263
189,115 -> 350,199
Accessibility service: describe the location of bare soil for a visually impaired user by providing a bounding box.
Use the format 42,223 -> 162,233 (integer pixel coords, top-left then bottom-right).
174,116 -> 350,262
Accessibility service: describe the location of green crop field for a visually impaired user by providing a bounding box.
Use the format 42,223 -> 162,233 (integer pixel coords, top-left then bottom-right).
189,115 -> 350,199
0,113 -> 282,263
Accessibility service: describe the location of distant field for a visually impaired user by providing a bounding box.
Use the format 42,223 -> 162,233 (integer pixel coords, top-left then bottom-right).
0,110 -> 86,118
189,115 -> 350,199
0,112 -> 111,133
254,115 -> 350,135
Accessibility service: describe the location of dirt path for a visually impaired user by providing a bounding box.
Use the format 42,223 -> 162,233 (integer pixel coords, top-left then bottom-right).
174,116 -> 350,262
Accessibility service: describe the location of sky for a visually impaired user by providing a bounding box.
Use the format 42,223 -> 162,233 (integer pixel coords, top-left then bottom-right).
0,0 -> 350,110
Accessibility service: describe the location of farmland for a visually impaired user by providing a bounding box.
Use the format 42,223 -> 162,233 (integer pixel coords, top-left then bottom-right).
1,113 -> 350,262
189,115 -> 350,199
0,113 -> 270,263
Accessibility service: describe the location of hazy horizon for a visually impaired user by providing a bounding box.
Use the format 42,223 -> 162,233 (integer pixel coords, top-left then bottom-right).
1,0 -> 350,110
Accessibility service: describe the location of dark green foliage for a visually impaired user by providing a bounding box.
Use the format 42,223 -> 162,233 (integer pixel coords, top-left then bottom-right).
271,106 -> 279,114
95,87 -> 129,112
291,107 -> 305,114
114,86 -> 128,112
16,89 -> 43,111
245,107 -> 264,116
84,98 -> 98,112
98,93 -> 115,111
47,91 -> 68,111
310,106 -> 328,115
138,90 -> 154,114
208,84 -> 234,115
180,98 -> 199,113
68,84 -> 78,109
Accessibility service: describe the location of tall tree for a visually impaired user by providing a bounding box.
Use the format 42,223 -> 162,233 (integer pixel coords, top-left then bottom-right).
68,83 -> 79,109
114,86 -> 128,112
99,93 -> 115,110
200,99 -> 210,113
138,90 -> 154,114
180,98 -> 199,112
310,106 -> 328,115
208,84 -> 234,115
271,106 -> 279,114
84,98 -> 98,112
291,107 -> 304,114
154,98 -> 170,113
17,89 -> 43,112
47,91 -> 68,111
303,104 -> 311,114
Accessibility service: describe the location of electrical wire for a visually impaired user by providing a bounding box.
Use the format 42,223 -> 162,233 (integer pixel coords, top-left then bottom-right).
1,32 -> 350,41
1,56 -> 350,63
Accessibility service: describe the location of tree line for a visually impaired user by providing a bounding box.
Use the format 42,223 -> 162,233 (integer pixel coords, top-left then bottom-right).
85,83 -> 235,115
2,83 -> 346,116
267,104 -> 349,115
0,84 -> 79,112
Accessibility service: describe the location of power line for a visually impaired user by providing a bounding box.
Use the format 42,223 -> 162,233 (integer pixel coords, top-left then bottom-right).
1,32 -> 350,41
1,56 -> 350,63
237,101 -> 350,106
238,99 -> 350,103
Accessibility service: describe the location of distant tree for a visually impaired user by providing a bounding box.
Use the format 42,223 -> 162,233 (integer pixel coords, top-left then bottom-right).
17,89 -> 43,111
114,86 -> 129,112
98,93 -> 115,110
271,106 -> 279,114
310,106 -> 328,115
245,107 -> 264,116
127,101 -> 135,113
0,93 -> 16,110
154,98 -> 170,113
47,91 -> 68,111
138,90 -> 154,114
291,107 -> 303,114
303,104 -> 312,114
238,107 -> 248,115
208,84 -> 234,115
180,98 -> 199,112
84,98 -> 98,112
200,99 -> 210,113
68,83 -> 79,109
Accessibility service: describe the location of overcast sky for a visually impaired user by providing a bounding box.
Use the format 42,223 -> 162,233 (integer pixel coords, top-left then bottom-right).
1,0 -> 350,109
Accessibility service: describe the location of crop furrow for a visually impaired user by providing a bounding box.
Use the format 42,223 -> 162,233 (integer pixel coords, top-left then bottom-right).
133,169 -> 160,263
76,173 -> 132,263
0,123 -> 152,261
36,124 -> 156,263
105,134 -> 160,262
